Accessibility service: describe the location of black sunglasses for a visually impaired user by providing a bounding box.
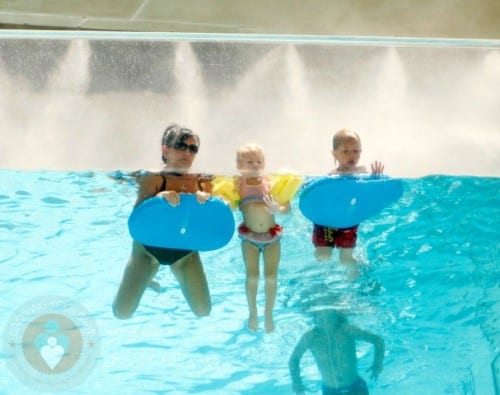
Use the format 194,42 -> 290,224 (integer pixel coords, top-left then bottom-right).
173,141 -> 199,154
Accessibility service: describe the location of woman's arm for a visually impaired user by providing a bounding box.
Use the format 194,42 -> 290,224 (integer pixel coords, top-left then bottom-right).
134,173 -> 162,207
195,174 -> 213,204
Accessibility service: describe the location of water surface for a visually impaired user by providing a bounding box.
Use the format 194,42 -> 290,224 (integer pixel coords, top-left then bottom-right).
1,171 -> 498,394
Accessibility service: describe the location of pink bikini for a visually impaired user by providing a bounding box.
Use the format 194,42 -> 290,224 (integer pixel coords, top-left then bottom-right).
237,176 -> 283,251
238,176 -> 270,206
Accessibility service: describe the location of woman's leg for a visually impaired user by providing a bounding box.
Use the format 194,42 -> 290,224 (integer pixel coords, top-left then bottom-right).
263,241 -> 280,333
241,241 -> 260,331
113,241 -> 159,319
170,252 -> 211,317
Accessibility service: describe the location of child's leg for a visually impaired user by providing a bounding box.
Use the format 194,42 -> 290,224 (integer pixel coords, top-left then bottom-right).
241,241 -> 260,331
315,246 -> 333,261
339,248 -> 359,280
263,241 -> 280,333
312,224 -> 333,261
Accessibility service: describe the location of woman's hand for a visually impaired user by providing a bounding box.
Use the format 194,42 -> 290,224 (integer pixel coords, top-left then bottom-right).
158,190 -> 181,206
195,191 -> 211,204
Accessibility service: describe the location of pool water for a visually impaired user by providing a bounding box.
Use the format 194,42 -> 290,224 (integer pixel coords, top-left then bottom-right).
1,170 -> 498,394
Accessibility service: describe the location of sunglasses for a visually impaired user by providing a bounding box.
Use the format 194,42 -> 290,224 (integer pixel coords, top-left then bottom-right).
173,141 -> 199,154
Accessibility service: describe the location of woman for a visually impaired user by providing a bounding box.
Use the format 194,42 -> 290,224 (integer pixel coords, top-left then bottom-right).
113,123 -> 213,319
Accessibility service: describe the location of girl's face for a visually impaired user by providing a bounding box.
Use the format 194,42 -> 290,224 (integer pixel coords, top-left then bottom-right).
332,140 -> 362,171
237,151 -> 265,176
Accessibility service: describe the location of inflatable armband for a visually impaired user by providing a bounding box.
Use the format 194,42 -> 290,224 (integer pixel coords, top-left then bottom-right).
212,174 -> 303,208
211,176 -> 239,209
269,174 -> 303,205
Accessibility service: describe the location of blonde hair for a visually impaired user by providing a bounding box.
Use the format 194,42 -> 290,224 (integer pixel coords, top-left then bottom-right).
332,128 -> 361,150
236,143 -> 265,166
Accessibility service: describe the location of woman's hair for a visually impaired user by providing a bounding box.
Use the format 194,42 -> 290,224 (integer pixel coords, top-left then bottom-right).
332,128 -> 361,150
161,123 -> 200,163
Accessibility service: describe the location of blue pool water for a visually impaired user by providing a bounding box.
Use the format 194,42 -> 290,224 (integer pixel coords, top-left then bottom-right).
0,171 -> 498,394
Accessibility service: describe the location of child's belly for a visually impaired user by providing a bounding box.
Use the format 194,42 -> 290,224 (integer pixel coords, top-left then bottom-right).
241,204 -> 275,232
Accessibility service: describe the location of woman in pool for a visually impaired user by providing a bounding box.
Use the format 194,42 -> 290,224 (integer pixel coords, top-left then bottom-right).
113,123 -> 213,319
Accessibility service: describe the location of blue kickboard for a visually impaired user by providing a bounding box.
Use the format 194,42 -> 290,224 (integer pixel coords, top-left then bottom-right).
299,175 -> 404,228
128,194 -> 235,251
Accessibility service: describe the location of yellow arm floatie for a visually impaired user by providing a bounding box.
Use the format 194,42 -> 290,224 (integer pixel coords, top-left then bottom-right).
211,176 -> 240,209
269,174 -> 303,205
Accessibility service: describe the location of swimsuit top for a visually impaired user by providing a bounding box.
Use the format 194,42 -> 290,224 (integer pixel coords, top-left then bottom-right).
238,176 -> 270,206
160,172 -> 212,194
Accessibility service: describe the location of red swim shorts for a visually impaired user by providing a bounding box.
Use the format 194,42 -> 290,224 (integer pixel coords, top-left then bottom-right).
312,224 -> 358,249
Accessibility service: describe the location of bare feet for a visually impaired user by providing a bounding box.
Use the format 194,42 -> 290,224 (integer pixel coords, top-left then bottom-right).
248,312 -> 258,331
264,315 -> 275,333
264,312 -> 274,333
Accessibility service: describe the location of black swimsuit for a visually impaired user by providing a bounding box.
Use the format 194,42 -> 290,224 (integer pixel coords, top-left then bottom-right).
143,245 -> 193,265
142,173 -> 194,265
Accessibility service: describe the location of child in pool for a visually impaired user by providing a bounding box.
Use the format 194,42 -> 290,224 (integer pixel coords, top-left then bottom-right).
289,309 -> 385,395
312,129 -> 384,280
236,143 -> 291,333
